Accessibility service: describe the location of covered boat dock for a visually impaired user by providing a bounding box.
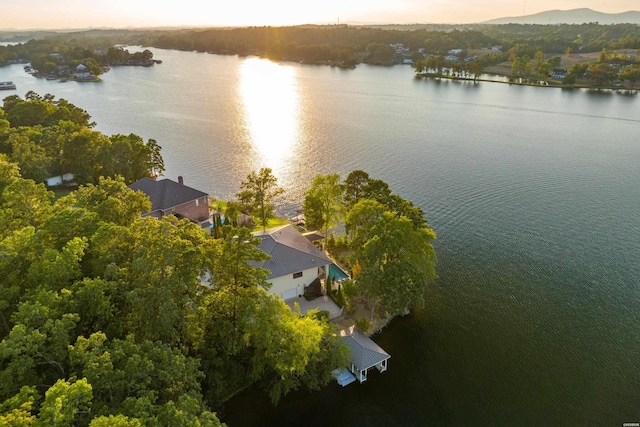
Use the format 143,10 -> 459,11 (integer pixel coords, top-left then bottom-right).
339,326 -> 390,383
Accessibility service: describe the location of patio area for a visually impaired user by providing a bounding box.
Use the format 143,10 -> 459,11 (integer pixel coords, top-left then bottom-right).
285,294 -> 343,320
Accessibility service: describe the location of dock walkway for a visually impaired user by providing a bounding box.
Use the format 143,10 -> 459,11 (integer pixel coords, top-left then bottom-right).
332,368 -> 357,387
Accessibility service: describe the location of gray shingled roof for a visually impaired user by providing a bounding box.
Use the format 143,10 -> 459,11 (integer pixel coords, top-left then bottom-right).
128,177 -> 208,213
340,326 -> 391,372
251,225 -> 332,279
302,231 -> 325,242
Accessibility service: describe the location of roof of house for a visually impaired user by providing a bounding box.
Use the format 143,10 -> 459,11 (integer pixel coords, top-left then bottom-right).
302,231 -> 325,242
128,177 -> 208,213
252,225 -> 332,279
340,326 -> 391,372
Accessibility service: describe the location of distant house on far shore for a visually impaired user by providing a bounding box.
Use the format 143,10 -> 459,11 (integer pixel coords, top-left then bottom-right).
74,64 -> 92,80
128,176 -> 212,230
550,68 -> 567,79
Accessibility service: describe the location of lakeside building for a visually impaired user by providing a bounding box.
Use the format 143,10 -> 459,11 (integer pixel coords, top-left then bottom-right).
251,224 -> 332,301
334,326 -> 391,385
128,176 -> 212,230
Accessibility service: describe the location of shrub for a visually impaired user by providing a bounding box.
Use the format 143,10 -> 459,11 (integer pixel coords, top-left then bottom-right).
356,318 -> 371,333
345,300 -> 356,316
328,288 -> 345,308
327,233 -> 336,250
342,279 -> 357,298
315,310 -> 330,322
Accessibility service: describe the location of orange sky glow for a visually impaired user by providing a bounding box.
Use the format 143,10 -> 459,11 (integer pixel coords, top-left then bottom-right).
2,0 -> 639,29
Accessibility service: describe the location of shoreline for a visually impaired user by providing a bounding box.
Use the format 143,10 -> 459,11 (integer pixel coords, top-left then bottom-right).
414,72 -> 639,93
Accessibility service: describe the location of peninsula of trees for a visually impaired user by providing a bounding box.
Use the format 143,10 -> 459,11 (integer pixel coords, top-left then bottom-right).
0,94 -> 369,425
1,38 -> 158,81
0,92 -> 441,424
303,171 -> 438,329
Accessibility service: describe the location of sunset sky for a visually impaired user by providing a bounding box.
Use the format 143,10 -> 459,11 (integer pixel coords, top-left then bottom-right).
2,0 -> 638,29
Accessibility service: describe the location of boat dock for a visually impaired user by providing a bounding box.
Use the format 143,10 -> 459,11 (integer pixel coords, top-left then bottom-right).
332,368 -> 357,387
333,326 -> 391,386
0,81 -> 16,90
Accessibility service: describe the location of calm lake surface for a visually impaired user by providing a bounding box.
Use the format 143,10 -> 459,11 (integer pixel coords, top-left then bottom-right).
3,48 -> 640,426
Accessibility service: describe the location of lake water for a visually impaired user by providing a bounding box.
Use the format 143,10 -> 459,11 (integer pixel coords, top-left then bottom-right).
2,48 -> 640,426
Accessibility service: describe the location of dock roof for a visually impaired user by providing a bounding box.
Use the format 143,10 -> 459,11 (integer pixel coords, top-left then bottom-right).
340,326 -> 391,372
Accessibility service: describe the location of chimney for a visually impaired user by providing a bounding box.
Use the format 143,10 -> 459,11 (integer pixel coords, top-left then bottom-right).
178,176 -> 184,185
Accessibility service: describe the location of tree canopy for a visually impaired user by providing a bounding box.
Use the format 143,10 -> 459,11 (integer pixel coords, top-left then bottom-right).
0,93 -> 164,185
309,170 -> 438,323
236,167 -> 284,231
302,173 -> 343,241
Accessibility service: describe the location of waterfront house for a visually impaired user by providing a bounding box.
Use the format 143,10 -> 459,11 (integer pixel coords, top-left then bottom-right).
74,64 -> 92,80
550,68 -> 567,79
251,224 -> 332,301
128,176 -> 212,229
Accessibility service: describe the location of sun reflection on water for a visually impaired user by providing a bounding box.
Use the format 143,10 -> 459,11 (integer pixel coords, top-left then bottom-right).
239,58 -> 299,177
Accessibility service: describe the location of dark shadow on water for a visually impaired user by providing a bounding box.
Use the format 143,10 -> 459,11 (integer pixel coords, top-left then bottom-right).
413,76 -> 481,89
585,88 -> 614,96
221,314 -> 451,427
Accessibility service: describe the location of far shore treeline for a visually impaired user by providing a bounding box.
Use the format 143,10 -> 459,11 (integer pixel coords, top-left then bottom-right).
1,23 -> 639,69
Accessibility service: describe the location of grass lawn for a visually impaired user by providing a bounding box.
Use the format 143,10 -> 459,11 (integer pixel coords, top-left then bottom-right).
211,199 -> 290,230
254,216 -> 290,231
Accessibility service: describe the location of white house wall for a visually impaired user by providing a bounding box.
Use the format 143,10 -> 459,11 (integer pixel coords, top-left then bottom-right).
268,266 -> 324,300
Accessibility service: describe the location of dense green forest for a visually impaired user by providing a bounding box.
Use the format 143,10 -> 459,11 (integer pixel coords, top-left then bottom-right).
0,95 -> 352,425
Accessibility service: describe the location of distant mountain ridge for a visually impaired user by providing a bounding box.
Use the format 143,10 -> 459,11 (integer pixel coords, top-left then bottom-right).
483,8 -> 640,25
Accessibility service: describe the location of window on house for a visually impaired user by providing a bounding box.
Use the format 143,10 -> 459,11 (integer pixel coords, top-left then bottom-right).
293,272 -> 303,279
195,199 -> 199,207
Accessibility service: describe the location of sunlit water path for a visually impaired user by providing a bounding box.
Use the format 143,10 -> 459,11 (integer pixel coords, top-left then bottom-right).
3,48 -> 640,425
